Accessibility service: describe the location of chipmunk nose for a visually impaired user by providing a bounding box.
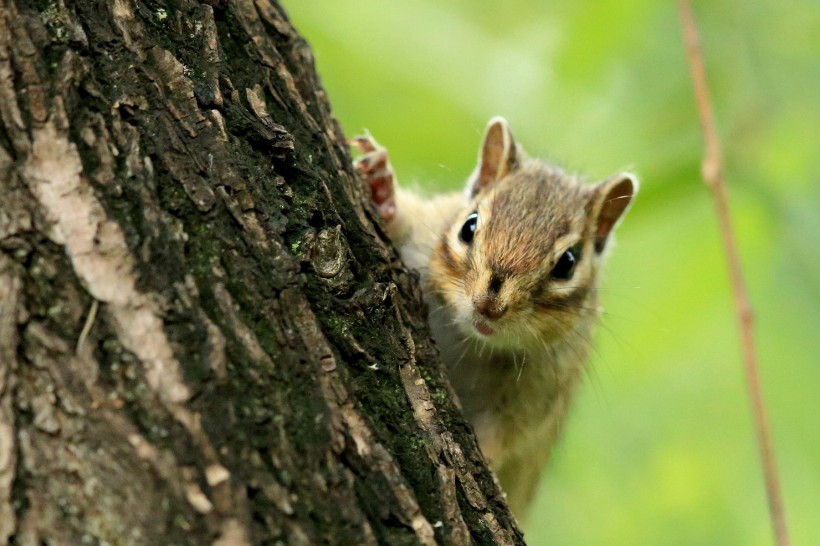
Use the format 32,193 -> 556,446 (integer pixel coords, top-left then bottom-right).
474,273 -> 507,320
475,298 -> 507,320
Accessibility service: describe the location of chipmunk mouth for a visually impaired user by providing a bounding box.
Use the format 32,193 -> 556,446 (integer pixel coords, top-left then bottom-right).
474,320 -> 494,337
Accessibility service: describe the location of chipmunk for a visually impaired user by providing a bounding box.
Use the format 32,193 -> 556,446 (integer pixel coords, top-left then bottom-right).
353,117 -> 638,517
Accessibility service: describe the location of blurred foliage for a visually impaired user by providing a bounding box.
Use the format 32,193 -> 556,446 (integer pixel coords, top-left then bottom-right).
284,1 -> 820,544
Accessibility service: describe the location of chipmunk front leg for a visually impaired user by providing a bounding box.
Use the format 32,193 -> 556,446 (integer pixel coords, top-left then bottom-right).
352,134 -> 397,222
352,133 -> 458,271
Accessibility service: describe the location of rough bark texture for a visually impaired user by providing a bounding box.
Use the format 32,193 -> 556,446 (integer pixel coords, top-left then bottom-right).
0,0 -> 525,544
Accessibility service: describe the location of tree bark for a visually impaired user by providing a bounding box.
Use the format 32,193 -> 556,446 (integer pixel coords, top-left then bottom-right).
0,1 -> 523,544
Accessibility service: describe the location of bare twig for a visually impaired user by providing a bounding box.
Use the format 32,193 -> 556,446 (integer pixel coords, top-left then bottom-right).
677,2 -> 789,545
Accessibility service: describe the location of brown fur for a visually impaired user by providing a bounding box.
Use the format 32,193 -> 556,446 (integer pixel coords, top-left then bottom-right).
484,161 -> 591,277
355,118 -> 637,518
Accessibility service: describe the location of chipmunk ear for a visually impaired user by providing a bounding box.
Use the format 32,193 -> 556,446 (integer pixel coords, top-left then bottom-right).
590,173 -> 639,253
468,116 -> 520,197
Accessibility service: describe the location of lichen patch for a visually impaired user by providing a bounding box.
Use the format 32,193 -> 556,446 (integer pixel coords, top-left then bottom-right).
22,122 -> 190,405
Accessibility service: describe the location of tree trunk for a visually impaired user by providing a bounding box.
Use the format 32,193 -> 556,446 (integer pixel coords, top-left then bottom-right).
0,1 -> 523,544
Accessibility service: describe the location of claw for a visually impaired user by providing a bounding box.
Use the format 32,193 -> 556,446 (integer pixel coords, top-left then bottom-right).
350,135 -> 377,154
351,133 -> 396,222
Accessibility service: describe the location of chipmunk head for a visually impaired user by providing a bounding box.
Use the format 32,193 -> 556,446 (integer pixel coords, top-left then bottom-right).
429,117 -> 638,350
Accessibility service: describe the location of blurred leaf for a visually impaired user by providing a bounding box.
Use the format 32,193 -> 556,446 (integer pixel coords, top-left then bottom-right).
286,1 -> 820,544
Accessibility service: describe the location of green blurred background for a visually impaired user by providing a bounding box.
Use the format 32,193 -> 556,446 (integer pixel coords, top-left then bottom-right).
284,1 -> 820,544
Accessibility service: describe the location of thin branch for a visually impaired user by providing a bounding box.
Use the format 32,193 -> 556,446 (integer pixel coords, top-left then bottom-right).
677,2 -> 789,545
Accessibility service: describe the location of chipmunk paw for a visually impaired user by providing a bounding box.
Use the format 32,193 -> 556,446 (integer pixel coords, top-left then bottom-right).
351,134 -> 396,221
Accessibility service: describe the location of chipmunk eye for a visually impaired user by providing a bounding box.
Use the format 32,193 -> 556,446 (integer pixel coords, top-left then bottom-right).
459,212 -> 478,244
551,245 -> 581,280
